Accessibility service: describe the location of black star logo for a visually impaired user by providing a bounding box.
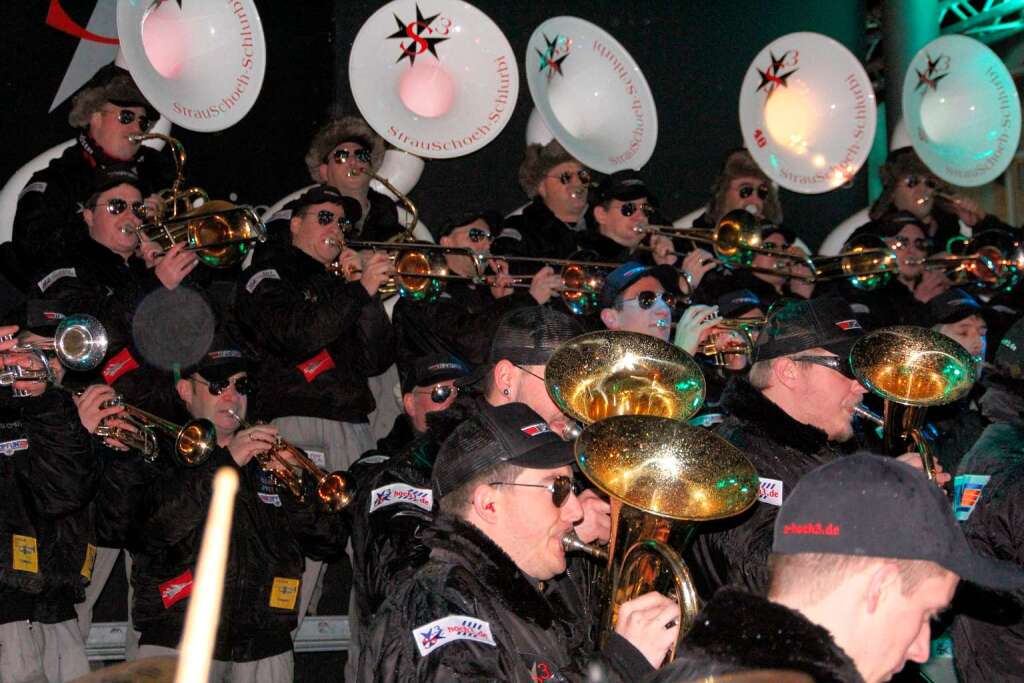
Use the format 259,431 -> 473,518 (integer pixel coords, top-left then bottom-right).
925,52 -> 941,76
536,33 -> 568,77
386,4 -> 448,66
915,67 -> 947,92
769,50 -> 788,73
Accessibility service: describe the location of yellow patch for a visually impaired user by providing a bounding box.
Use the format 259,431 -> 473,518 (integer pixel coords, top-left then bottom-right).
12,535 -> 38,573
81,544 -> 97,580
269,577 -> 300,610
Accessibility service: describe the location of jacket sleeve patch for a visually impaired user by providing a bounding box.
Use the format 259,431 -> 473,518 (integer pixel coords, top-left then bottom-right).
370,483 -> 433,513
0,439 -> 29,456
12,535 -> 38,573
37,267 -> 77,292
18,181 -> 47,199
412,615 -> 496,656
245,268 -> 281,293
757,477 -> 783,506
954,474 -> 991,521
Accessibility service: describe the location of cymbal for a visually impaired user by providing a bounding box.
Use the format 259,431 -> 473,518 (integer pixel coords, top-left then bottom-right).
71,656 -> 177,683
576,415 -> 758,522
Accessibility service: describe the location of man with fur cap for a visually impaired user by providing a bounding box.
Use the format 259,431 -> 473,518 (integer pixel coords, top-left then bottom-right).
692,148 -> 784,229
13,64 -> 171,276
869,147 -> 1013,254
491,139 -> 591,265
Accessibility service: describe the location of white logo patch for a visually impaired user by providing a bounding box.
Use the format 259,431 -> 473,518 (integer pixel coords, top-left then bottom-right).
19,181 -> 47,199
258,492 -> 282,507
37,268 -> 76,292
369,484 -> 433,513
757,477 -> 783,506
245,269 -> 281,293
0,439 -> 29,456
412,615 -> 496,656
305,450 -> 326,469
267,208 -> 292,223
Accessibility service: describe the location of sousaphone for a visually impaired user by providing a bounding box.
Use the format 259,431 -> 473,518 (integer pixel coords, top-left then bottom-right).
525,17 -> 658,173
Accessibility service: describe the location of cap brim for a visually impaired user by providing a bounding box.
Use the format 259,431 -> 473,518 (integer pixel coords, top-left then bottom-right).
194,362 -> 247,383
943,540 -> 1024,591
508,439 -> 575,470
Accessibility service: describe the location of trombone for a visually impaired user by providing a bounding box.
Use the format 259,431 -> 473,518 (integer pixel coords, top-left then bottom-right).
127,133 -> 267,268
95,398 -> 216,467
916,229 -> 1024,290
228,410 -> 352,512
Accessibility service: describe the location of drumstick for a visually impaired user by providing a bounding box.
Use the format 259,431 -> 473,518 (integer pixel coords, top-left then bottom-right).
174,467 -> 239,683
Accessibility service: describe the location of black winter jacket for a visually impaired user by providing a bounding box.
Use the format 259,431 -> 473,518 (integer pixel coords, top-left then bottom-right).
235,241 -> 395,422
130,447 -> 349,662
12,135 -> 171,278
691,378 -> 840,597
646,588 -> 865,683
492,197 -> 583,272
357,514 -> 653,682
952,420 -> 1024,682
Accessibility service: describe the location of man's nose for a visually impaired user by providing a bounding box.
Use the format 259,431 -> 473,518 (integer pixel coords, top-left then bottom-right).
851,379 -> 868,395
906,623 -> 932,664
561,492 -> 584,524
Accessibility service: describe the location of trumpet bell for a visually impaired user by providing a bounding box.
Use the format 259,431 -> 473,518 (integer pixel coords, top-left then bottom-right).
54,314 -> 109,371
142,200 -> 267,268
850,326 -> 976,407
318,471 -> 354,513
545,331 -> 706,425
175,418 -> 217,467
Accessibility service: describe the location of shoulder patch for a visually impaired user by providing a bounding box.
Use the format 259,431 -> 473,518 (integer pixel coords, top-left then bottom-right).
266,208 -> 292,224
953,474 -> 991,521
412,615 -> 496,656
359,454 -> 391,465
369,483 -> 433,513
37,267 -> 77,292
18,181 -> 47,199
496,227 -> 522,242
757,477 -> 783,506
0,439 -> 29,456
245,268 -> 281,293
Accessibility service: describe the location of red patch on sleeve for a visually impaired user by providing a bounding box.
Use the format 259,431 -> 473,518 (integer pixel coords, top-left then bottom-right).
296,349 -> 335,383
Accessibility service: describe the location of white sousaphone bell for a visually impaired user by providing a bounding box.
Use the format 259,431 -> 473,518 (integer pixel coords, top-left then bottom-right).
739,32 -> 877,194
117,0 -> 267,132
902,34 -> 1022,188
348,0 -> 519,160
525,16 -> 659,173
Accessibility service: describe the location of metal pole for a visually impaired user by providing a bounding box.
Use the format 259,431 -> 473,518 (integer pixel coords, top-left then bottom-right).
883,0 -> 941,139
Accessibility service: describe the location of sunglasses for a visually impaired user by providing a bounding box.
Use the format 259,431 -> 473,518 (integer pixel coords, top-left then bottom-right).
107,108 -> 153,132
548,169 -> 592,185
619,290 -> 676,310
90,197 -> 148,220
467,228 -> 492,242
192,375 -> 254,396
889,237 -> 933,252
489,475 -> 580,507
761,240 -> 791,252
331,148 -> 372,164
903,175 -> 938,190
790,355 -> 856,380
412,384 -> 457,404
313,209 -> 354,227
738,184 -> 769,200
619,202 -> 656,218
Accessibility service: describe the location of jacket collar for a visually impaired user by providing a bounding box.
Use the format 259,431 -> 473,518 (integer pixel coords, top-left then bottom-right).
720,377 -> 831,453
683,587 -> 864,683
424,514 -> 554,628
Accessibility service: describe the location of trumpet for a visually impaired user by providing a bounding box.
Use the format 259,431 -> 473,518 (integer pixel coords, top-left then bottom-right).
96,398 -> 216,467
697,318 -> 764,366
2,315 -> 109,396
228,410 -> 352,512
127,133 -> 267,268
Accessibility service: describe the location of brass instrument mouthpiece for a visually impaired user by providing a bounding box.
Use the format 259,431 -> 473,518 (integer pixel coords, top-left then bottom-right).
560,531 -> 608,560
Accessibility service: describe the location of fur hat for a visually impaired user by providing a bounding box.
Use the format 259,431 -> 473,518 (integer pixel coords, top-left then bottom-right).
518,139 -> 578,197
706,148 -> 783,225
868,147 -> 950,220
304,116 -> 386,182
68,64 -> 158,129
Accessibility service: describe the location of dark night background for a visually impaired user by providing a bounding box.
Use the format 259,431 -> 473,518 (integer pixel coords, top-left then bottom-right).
0,1 -> 868,251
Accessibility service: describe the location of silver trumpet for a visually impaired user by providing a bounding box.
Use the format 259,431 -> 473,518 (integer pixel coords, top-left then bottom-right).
2,315 -> 109,397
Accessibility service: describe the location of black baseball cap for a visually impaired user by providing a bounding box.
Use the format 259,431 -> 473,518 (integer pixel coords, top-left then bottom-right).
290,184 -> 362,224
185,332 -> 249,384
400,353 -> 470,394
599,261 -> 680,310
457,307 -> 583,387
774,455 -> 1024,591
928,288 -> 983,326
753,297 -> 865,362
92,163 -> 145,196
432,403 -> 575,499
717,289 -> 763,319
592,169 -> 652,205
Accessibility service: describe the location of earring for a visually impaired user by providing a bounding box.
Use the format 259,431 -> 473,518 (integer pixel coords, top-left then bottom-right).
502,387 -> 511,397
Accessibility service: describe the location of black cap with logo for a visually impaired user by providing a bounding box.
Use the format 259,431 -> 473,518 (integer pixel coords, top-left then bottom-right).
599,261 -> 680,310
774,455 -> 1024,591
290,184 -> 362,225
717,289 -> 763,319
928,288 -> 983,326
753,297 -> 864,363
400,353 -> 470,394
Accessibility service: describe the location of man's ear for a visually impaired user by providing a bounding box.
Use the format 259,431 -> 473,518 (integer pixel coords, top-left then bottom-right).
82,208 -> 95,230
439,235 -> 452,248
772,357 -> 801,390
599,307 -> 618,329
176,378 -> 193,405
289,214 -> 302,238
493,359 -> 516,400
470,482 -> 500,524
864,561 -> 900,615
317,163 -> 329,183
593,205 -> 608,225
401,392 -> 415,417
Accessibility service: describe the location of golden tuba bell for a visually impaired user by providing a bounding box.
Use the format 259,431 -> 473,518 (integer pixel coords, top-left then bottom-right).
850,326 -> 977,481
128,133 -> 267,268
545,331 -> 758,660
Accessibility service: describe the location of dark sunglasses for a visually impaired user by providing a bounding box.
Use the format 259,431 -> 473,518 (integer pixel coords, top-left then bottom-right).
467,228 -> 492,242
790,355 -> 856,380
549,169 -> 592,185
108,108 -> 153,132
489,475 -> 580,507
889,237 -> 933,252
331,148 -> 372,164
620,290 -> 676,310
193,375 -> 254,396
90,197 -> 148,220
314,209 -> 353,227
619,202 -> 656,218
738,184 -> 770,200
903,175 -> 938,190
412,384 -> 457,404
